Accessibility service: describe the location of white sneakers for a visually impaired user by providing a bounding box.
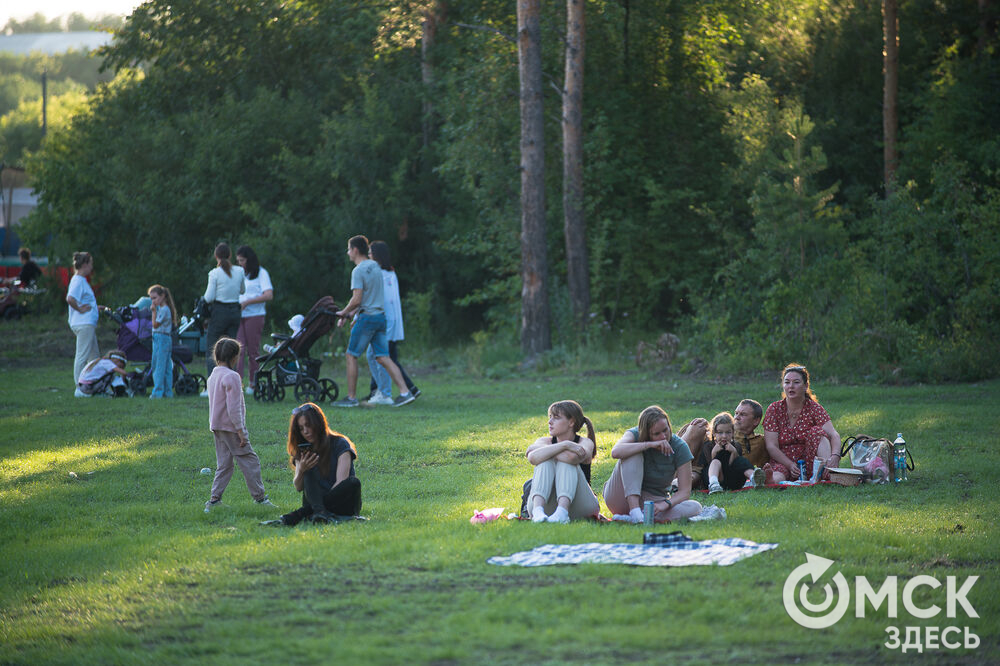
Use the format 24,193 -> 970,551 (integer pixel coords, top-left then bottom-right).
366,393 -> 394,406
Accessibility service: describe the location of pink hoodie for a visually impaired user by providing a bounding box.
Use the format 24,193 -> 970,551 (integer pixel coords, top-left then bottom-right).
207,365 -> 249,441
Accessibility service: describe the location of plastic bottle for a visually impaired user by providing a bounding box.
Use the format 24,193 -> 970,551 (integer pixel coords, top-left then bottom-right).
893,433 -> 908,482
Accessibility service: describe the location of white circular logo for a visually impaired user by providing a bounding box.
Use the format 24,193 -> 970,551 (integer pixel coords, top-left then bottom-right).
783,553 -> 851,629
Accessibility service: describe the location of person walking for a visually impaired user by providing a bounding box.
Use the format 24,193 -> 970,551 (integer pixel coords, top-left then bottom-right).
332,235 -> 415,407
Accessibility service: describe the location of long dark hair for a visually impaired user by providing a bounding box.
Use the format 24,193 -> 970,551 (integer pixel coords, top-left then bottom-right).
215,242 -> 233,277
369,240 -> 394,272
236,245 -> 260,280
286,402 -> 357,477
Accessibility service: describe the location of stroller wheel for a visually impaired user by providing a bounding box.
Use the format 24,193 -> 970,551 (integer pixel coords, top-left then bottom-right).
294,378 -> 321,403
190,374 -> 207,392
272,384 -> 285,402
174,374 -> 199,396
318,378 -> 339,403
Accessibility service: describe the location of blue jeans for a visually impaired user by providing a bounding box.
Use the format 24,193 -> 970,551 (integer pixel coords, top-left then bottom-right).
367,340 -> 414,397
347,313 -> 389,358
150,333 -> 174,397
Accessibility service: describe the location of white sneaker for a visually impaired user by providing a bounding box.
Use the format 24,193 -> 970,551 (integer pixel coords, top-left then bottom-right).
708,480 -> 724,494
245,386 -> 254,396
199,390 -> 209,398
366,392 -> 394,406
74,387 -> 90,398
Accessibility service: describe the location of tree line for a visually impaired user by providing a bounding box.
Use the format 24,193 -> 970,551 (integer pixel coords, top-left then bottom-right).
18,0 -> 1000,381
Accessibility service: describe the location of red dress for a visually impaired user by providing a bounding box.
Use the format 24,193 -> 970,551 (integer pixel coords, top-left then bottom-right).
762,398 -> 831,478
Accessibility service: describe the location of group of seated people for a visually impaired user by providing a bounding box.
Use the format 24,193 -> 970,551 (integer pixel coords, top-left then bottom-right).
525,362 -> 842,524
260,362 -> 841,527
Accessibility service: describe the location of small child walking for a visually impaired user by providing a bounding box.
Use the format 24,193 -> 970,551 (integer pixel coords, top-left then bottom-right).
205,337 -> 276,512
147,284 -> 177,398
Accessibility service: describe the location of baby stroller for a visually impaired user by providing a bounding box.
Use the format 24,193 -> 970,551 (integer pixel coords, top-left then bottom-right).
253,296 -> 341,403
104,305 -> 206,396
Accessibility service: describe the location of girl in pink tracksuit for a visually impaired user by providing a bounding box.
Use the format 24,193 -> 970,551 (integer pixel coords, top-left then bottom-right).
204,337 -> 275,512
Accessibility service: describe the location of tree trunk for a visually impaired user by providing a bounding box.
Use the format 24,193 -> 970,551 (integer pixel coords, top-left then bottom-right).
979,0 -> 996,53
883,0 -> 899,193
563,0 -> 589,324
517,0 -> 550,357
421,1 -> 446,149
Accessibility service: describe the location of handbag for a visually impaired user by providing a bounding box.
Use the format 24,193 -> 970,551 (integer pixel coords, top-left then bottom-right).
840,435 -> 893,483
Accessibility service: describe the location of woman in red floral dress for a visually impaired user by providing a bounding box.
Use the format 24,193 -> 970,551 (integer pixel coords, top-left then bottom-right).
762,364 -> 842,482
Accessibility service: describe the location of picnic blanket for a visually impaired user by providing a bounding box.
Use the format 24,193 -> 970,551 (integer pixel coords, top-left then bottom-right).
487,532 -> 777,567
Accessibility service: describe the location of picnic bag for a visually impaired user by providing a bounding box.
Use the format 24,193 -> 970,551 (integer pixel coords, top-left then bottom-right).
840,434 -> 894,483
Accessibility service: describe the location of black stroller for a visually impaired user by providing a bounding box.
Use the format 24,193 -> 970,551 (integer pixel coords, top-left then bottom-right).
253,296 -> 341,403
105,305 -> 206,396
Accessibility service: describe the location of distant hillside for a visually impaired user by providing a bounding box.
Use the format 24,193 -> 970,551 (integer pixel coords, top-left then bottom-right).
0,32 -> 111,55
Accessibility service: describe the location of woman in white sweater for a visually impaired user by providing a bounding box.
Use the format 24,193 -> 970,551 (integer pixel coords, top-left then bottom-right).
202,242 -> 245,379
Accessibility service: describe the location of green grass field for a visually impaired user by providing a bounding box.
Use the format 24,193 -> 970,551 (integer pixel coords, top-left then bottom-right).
1,339 -> 998,664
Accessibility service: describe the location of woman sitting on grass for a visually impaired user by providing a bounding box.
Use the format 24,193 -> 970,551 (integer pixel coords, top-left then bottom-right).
525,400 -> 600,523
264,402 -> 362,526
763,363 -> 841,483
603,405 -> 703,523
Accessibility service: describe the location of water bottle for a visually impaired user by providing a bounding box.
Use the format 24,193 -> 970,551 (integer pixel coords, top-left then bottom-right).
893,433 -> 908,482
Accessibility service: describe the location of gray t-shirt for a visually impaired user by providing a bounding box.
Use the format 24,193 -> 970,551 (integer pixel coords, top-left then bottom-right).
351,259 -> 384,315
626,427 -> 693,495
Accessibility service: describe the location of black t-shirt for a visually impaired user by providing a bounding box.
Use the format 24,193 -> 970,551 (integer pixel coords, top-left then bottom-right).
301,435 -> 356,491
18,261 -> 41,286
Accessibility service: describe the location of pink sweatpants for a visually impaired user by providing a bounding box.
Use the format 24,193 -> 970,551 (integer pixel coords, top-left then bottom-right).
210,429 -> 266,502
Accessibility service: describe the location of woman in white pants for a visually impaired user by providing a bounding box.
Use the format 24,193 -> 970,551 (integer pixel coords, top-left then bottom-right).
525,400 -> 600,523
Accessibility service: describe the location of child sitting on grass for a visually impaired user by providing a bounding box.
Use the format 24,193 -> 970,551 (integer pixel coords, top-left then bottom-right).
204,337 -> 275,513
704,412 -> 755,493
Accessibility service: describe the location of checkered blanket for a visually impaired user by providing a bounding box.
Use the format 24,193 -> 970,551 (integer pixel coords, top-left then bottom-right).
487,532 -> 777,567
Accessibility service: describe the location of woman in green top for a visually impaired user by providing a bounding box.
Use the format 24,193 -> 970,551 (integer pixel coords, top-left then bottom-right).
602,405 -> 703,523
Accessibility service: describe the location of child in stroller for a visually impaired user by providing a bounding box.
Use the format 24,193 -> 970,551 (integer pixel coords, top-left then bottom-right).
252,296 -> 341,404
76,350 -> 130,397
104,303 -> 206,396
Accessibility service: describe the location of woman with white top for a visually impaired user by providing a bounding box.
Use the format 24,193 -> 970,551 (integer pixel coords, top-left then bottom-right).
236,245 -> 273,393
66,251 -> 107,393
202,242 -> 245,381
365,241 -> 419,405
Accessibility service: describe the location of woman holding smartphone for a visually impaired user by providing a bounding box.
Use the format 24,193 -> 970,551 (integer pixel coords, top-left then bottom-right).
262,402 -> 362,526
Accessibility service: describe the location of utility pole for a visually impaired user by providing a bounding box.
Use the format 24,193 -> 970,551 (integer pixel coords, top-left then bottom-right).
41,69 -> 48,138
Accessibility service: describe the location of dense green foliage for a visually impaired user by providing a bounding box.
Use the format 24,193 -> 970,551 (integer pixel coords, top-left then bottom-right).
1,347 -> 998,663
0,51 -> 114,165
16,0 -> 1000,379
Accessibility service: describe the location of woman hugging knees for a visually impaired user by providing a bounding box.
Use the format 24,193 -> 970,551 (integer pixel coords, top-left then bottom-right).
525,400 -> 600,524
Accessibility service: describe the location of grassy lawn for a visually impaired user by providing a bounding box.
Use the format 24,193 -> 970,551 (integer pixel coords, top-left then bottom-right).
1,327 -> 998,664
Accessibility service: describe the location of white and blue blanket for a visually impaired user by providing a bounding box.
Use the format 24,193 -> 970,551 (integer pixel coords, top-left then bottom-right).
487,532 -> 777,567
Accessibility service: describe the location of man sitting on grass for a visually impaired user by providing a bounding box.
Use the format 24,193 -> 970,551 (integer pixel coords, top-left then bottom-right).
677,398 -> 770,490
734,398 -> 769,471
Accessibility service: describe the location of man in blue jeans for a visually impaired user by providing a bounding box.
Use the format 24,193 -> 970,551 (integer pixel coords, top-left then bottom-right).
332,235 -> 416,407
